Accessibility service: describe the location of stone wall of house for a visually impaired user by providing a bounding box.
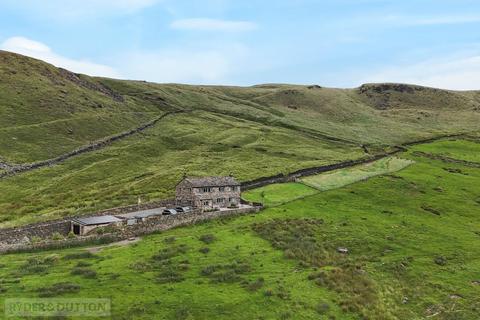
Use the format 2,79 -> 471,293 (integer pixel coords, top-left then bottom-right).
176,182 -> 241,208
192,187 -> 240,208
175,182 -> 195,206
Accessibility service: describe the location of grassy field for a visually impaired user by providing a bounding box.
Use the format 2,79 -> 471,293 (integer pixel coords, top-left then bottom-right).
409,139 -> 480,163
302,157 -> 414,191
242,156 -> 414,206
242,183 -> 318,207
0,139 -> 479,319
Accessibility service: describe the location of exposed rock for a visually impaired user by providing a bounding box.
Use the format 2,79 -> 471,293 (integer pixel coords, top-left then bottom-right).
434,256 -> 447,266
421,205 -> 441,216
58,68 -> 124,102
337,247 -> 349,254
358,83 -> 426,95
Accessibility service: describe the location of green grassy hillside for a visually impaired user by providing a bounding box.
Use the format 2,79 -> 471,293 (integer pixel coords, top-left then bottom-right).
0,139 -> 478,319
0,50 -> 479,226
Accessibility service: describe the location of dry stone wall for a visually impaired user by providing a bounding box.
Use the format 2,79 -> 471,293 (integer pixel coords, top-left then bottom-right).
0,206 -> 261,253
240,152 -> 398,191
0,110 -> 186,179
0,220 -> 71,245
0,199 -> 176,246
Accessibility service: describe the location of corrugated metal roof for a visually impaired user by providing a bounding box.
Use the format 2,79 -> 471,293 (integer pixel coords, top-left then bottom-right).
180,176 -> 240,187
72,215 -> 122,226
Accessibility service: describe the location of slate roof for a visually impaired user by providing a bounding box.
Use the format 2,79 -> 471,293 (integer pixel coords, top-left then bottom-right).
72,215 -> 122,226
180,176 -> 240,187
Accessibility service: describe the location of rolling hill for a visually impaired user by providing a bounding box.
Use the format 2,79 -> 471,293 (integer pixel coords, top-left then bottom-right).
0,50 -> 479,227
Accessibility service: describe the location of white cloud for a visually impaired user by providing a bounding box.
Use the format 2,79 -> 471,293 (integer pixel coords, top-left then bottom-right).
1,37 -> 121,78
171,18 -> 257,32
361,53 -> 480,90
118,44 -> 249,84
0,36 -> 253,84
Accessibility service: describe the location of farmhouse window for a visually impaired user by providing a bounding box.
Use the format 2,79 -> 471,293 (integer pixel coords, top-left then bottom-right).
219,187 -> 225,192
202,187 -> 212,193
217,198 -> 225,204
203,200 -> 210,206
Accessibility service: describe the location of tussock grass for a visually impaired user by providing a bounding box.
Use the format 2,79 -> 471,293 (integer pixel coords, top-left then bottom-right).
198,234 -> 216,244
37,282 -> 81,297
63,252 -> 97,260
70,267 -> 97,279
201,260 -> 252,283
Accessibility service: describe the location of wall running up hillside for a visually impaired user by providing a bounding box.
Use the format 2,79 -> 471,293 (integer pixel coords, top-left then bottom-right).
0,110 -> 187,179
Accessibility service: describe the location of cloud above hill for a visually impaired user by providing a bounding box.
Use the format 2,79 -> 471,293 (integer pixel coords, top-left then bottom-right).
0,37 -> 121,78
361,52 -> 480,90
1,36 -> 250,84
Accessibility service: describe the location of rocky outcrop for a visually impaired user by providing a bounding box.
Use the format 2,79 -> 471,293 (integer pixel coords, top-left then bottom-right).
358,83 -> 430,95
58,68 -> 124,102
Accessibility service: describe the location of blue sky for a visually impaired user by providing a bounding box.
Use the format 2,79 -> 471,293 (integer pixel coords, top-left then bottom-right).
1,0 -> 480,89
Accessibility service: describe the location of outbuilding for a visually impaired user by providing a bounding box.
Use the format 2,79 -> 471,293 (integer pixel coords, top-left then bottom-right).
71,215 -> 123,236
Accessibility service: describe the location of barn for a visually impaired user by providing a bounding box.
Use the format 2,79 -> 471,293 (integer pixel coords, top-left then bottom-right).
71,215 -> 123,236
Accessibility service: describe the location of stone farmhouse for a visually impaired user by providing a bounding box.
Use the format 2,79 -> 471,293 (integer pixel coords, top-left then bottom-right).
176,176 -> 241,210
67,176 -> 242,236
